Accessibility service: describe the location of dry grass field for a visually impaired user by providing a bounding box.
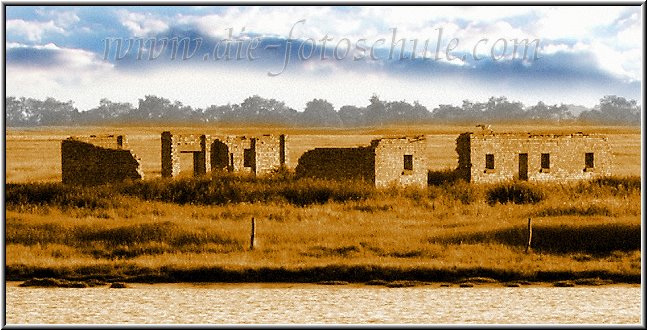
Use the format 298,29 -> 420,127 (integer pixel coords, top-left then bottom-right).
5,124 -> 641,182
4,124 -> 642,284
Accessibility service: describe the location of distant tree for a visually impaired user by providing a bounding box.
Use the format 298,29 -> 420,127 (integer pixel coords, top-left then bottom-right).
203,104 -> 234,123
5,97 -> 30,126
6,93 -> 639,127
135,95 -> 172,122
460,100 -> 487,121
482,96 -> 526,121
135,95 -> 199,123
579,95 -> 640,125
384,100 -> 431,123
431,104 -> 464,121
39,98 -> 79,125
80,98 -> 135,124
6,97 -> 80,126
338,105 -> 367,127
232,95 -> 298,125
410,101 -> 432,122
365,95 -> 388,125
526,101 -> 573,121
300,99 -> 342,127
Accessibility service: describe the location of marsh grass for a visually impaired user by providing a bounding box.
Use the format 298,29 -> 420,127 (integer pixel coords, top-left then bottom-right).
116,174 -> 374,206
433,223 -> 640,255
427,168 -> 461,185
486,182 -> 546,205
6,219 -> 242,259
5,174 -> 641,283
5,183 -> 122,210
534,205 -> 615,217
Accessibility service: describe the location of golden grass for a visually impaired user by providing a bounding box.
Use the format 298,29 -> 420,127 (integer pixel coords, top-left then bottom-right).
5,177 -> 641,283
4,124 -> 641,283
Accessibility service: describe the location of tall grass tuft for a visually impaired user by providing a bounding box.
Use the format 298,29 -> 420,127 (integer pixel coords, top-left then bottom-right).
592,176 -> 641,190
6,175 -> 639,209
427,169 -> 461,186
6,183 -> 119,210
117,173 -> 375,206
6,220 -> 242,259
280,178 -> 373,206
442,181 -> 480,204
486,182 -> 545,205
589,176 -> 641,196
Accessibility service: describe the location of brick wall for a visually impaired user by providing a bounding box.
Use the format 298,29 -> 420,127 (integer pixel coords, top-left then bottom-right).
61,136 -> 143,185
373,136 -> 428,188
70,134 -> 127,149
161,131 -> 179,177
457,132 -> 613,183
163,132 -> 210,177
295,147 -> 376,182
222,136 -> 255,174
295,136 -> 428,187
254,134 -> 287,175
456,133 -> 472,182
162,132 -> 286,177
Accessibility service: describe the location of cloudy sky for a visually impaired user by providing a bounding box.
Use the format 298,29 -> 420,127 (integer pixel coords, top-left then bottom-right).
5,5 -> 643,111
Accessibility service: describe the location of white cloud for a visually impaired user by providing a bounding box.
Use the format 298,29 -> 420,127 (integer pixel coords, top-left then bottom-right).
531,6 -> 627,40
7,42 -> 113,77
6,55 -> 636,112
52,10 -> 80,27
175,6 -> 361,40
585,42 -> 641,81
36,8 -> 80,27
616,12 -> 642,49
4,6 -> 642,110
6,19 -> 65,42
6,9 -> 81,43
117,9 -> 170,37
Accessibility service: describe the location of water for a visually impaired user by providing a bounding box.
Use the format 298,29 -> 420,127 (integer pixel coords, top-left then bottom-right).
5,282 -> 642,324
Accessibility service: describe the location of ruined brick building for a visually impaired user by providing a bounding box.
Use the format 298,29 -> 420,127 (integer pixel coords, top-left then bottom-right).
456,132 -> 612,183
295,136 -> 428,188
61,131 -> 614,187
61,135 -> 144,185
161,131 -> 287,178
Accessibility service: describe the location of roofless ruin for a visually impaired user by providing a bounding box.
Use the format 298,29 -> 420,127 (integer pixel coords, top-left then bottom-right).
60,130 -> 613,186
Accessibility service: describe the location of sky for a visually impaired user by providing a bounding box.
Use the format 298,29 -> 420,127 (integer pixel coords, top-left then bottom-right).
4,5 -> 643,111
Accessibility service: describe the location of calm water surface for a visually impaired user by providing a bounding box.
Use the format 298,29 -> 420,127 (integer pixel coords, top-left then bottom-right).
5,282 -> 642,324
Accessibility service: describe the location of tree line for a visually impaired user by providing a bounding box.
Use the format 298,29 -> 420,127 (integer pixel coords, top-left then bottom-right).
4,94 -> 640,127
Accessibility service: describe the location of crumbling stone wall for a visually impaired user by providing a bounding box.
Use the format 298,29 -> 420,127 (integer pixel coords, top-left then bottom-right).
61,135 -> 143,185
214,136 -> 254,174
373,136 -> 428,188
296,136 -> 428,188
161,132 -> 286,177
456,132 -> 613,183
456,133 -> 472,182
161,132 -> 210,177
295,147 -> 376,182
254,134 -> 288,175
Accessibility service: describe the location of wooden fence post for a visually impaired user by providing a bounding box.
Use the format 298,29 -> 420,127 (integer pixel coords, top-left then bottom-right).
250,217 -> 256,251
525,217 -> 532,254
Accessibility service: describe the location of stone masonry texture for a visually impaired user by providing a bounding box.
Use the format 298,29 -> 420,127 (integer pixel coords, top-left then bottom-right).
61,135 -> 143,185
296,136 -> 428,188
161,131 -> 287,178
456,132 -> 613,183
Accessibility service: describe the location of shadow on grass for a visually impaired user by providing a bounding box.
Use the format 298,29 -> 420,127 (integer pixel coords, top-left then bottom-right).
6,264 -> 641,284
431,223 -> 640,255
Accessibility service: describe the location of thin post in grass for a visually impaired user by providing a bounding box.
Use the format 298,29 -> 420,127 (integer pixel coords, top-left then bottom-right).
250,217 -> 256,251
526,217 -> 532,254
